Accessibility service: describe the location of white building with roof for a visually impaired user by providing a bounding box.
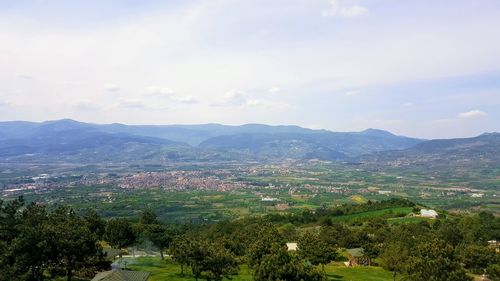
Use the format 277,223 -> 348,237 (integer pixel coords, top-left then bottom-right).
420,209 -> 438,218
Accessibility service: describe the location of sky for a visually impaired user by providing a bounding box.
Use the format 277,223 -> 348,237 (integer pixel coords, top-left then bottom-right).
1,0 -> 500,139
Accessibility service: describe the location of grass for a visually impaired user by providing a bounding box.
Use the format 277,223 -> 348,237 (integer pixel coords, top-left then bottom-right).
326,264 -> 401,281
387,216 -> 434,224
350,195 -> 368,204
126,257 -> 253,281
331,207 -> 413,223
126,257 -> 401,281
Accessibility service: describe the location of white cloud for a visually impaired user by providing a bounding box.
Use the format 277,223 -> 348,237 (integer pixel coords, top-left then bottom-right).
104,83 -> 120,92
245,99 -> 289,110
117,98 -> 169,110
71,99 -> 101,111
212,89 -> 289,110
269,87 -> 281,94
171,95 -> 198,104
322,0 -> 369,18
142,86 -> 197,104
118,98 -> 146,109
215,88 -> 249,106
459,110 -> 487,118
17,73 -> 34,80
344,90 -> 360,97
143,86 -> 175,97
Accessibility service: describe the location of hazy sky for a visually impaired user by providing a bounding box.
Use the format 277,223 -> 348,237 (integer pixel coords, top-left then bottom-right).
1,0 -> 500,139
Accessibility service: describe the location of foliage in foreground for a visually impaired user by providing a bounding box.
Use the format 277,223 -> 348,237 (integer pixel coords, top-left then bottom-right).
0,197 -> 109,281
1,197 -> 499,281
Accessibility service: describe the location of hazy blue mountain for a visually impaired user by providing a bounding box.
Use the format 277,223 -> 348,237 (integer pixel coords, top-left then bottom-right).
0,119 -> 425,162
199,133 -> 346,160
0,120 -> 191,162
0,121 -> 40,139
200,130 -> 423,157
94,123 -> 317,145
359,132 -> 500,170
411,132 -> 500,153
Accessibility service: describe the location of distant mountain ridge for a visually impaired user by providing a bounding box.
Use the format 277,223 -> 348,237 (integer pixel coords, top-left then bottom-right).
3,119 -> 497,165
359,132 -> 500,170
0,119 -> 426,162
199,130 -> 422,158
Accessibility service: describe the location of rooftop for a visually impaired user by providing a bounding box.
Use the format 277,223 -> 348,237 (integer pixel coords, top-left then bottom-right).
91,270 -> 151,281
347,248 -> 365,258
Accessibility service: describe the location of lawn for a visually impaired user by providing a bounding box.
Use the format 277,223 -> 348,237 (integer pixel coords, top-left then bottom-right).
387,216 -> 434,224
126,257 -> 253,281
126,257 -> 401,281
331,207 -> 413,223
325,262 -> 401,281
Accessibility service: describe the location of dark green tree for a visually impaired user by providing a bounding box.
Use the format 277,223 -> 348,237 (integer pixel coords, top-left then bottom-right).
104,218 -> 137,259
255,246 -> 326,281
140,209 -> 159,225
83,210 -> 106,240
486,264 -> 500,281
379,242 -> 409,281
47,206 -> 106,281
456,243 -> 498,274
187,239 -> 208,281
319,223 -> 354,248
144,224 -> 172,260
202,242 -> 238,281
298,231 -> 337,270
247,224 -> 285,270
9,203 -> 49,281
169,236 -> 191,276
406,239 -> 472,281
1,199 -> 108,281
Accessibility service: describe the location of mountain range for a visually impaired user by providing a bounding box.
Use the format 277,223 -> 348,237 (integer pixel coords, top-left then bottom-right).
0,119 -> 498,167
360,132 -> 500,171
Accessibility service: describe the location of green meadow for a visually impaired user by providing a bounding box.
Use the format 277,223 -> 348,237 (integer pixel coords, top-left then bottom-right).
126,257 -> 401,281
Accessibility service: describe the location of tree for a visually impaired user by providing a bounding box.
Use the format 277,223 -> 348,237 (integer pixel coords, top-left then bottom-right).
456,243 -> 498,274
379,242 -> 408,281
8,202 -> 49,281
187,239 -> 208,281
104,218 -> 136,259
169,237 -> 191,276
83,210 -> 106,240
436,220 -> 464,247
1,199 -> 108,281
247,224 -> 285,270
486,264 -> 500,281
180,238 -> 238,281
144,224 -> 172,260
254,246 -> 326,281
47,206 -> 107,281
279,223 -> 299,242
405,239 -> 472,281
140,209 -> 159,225
298,231 -> 337,270
319,223 -> 354,248
202,242 -> 238,281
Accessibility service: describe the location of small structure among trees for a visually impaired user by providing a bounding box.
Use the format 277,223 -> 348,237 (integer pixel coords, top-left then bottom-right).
103,248 -> 124,262
286,242 -> 297,251
91,269 -> 151,281
420,209 -> 438,218
346,248 -> 370,266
